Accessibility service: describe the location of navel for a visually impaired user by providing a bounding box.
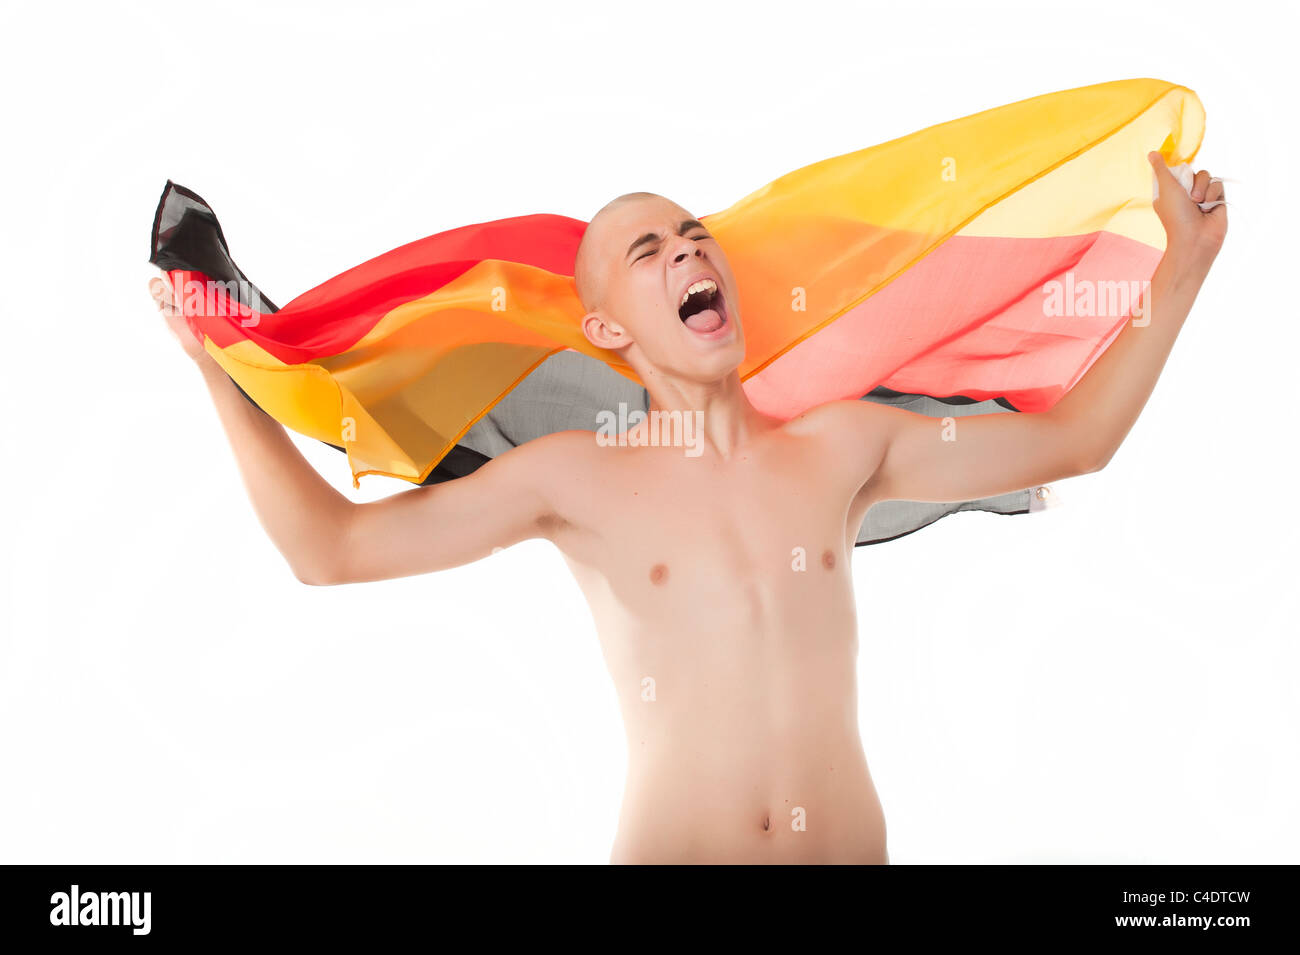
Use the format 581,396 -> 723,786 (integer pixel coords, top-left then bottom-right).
822,549 -> 836,570
649,563 -> 669,585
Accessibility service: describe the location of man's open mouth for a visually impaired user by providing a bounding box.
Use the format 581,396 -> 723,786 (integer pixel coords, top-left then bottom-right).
677,277 -> 727,334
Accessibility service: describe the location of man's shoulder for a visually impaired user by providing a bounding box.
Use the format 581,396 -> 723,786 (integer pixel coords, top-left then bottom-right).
500,429 -> 603,467
778,399 -> 895,484
782,398 -> 887,439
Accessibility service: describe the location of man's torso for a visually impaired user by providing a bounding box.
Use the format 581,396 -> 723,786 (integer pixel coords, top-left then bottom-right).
541,404 -> 891,863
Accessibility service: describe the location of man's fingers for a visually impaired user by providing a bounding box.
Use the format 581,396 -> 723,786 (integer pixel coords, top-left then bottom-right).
1148,153 -> 1225,210
1148,151 -> 1173,178
1192,169 -> 1212,202
1147,151 -> 1182,200
150,277 -> 183,317
151,275 -> 179,309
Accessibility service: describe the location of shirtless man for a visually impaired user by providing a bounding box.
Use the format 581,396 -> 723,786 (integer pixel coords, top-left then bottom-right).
149,154 -> 1225,864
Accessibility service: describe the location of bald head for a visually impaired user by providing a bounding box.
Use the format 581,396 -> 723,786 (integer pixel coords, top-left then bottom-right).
574,192 -> 671,311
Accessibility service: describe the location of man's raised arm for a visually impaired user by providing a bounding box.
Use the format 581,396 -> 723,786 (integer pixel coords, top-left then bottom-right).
849,153 -> 1226,506
151,276 -> 566,586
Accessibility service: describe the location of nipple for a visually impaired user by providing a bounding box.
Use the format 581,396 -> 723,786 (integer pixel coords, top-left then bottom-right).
649,563 -> 669,586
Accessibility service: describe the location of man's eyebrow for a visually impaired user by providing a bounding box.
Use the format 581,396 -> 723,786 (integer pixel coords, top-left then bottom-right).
625,219 -> 709,260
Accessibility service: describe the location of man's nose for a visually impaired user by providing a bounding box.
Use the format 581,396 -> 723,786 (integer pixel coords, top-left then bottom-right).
667,236 -> 703,265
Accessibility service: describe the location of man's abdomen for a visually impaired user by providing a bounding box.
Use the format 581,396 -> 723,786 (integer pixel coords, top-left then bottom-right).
611,720 -> 888,864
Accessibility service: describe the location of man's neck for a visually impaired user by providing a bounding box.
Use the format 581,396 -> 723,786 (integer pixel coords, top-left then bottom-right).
643,370 -> 776,460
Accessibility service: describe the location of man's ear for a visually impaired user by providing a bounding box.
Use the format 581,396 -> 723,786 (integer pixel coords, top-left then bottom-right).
580,310 -> 630,350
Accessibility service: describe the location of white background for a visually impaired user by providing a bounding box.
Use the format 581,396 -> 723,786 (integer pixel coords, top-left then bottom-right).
1,0 -> 1294,864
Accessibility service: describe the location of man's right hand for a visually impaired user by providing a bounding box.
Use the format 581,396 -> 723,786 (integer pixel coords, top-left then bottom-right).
149,273 -> 211,365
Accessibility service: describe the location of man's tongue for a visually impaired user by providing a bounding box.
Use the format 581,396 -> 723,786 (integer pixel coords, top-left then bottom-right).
684,308 -> 723,334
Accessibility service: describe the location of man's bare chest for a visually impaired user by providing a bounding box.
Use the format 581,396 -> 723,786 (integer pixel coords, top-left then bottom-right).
551,447 -> 861,621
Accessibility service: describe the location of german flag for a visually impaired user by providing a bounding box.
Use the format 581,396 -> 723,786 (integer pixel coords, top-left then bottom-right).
149,77 -> 1204,545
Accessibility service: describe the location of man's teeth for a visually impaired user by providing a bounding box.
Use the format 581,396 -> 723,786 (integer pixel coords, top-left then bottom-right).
679,278 -> 718,307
